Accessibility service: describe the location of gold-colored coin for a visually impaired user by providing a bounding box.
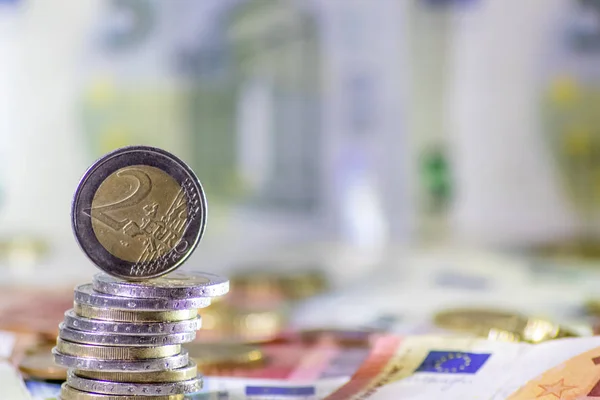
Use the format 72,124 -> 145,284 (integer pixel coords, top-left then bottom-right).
60,384 -> 185,400
230,268 -> 328,302
74,303 -> 197,322
18,346 -> 67,380
532,239 -> 600,260
91,165 -> 187,263
433,308 -> 577,343
74,361 -> 198,383
281,269 -> 328,300
55,339 -> 180,360
185,343 -> 264,372
196,301 -> 286,343
230,270 -> 286,303
0,235 -> 49,265
73,146 -> 208,280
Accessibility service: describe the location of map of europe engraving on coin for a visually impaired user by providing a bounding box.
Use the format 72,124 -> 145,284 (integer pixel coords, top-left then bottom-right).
72,146 -> 207,280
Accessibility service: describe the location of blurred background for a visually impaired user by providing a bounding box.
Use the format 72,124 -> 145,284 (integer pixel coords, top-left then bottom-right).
6,0 -> 600,365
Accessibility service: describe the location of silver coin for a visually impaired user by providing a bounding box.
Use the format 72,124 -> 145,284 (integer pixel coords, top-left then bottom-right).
74,284 -> 211,310
93,271 -> 229,299
63,309 -> 202,334
67,372 -> 202,396
59,383 -> 188,400
59,324 -> 196,347
52,349 -> 189,372
71,145 -> 207,280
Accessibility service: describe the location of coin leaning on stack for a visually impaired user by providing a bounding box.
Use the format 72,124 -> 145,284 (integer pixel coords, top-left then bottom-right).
53,146 -> 229,399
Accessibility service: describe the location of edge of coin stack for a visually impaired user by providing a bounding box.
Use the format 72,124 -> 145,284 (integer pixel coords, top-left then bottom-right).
54,146 -> 229,399
53,274 -> 229,399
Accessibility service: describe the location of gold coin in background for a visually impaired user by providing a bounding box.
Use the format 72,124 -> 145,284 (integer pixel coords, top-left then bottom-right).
281,269 -> 328,300
433,308 -> 577,343
196,300 -> 287,343
184,342 -> 264,373
229,268 -> 328,303
90,165 -> 186,263
531,239 -> 600,261
18,346 -> 67,380
197,267 -> 325,343
229,270 -> 287,303
0,235 -> 49,266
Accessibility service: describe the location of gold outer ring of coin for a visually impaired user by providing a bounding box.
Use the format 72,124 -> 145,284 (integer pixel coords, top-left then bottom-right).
55,339 -> 181,360
60,384 -> 185,400
74,361 -> 198,383
433,308 -> 577,343
74,303 -> 198,323
18,346 -> 67,380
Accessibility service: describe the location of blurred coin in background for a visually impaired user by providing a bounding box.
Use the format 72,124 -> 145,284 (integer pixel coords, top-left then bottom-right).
18,346 -> 67,381
228,267 -> 328,305
280,269 -> 329,301
433,308 -> 578,343
0,235 -> 49,267
196,299 -> 288,344
185,342 -> 264,375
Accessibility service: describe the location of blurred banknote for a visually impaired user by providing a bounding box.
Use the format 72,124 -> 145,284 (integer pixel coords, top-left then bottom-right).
195,332 -> 370,381
498,337 -> 600,399
323,335 -> 600,399
22,376 -> 346,400
1,361 -> 32,399
0,330 -> 16,358
323,335 -> 530,399
24,380 -> 61,400
194,376 -> 347,399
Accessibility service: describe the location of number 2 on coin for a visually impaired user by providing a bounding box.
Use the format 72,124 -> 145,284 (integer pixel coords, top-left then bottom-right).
83,168 -> 151,231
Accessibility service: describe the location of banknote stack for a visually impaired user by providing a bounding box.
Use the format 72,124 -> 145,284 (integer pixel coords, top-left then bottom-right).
52,146 -> 229,399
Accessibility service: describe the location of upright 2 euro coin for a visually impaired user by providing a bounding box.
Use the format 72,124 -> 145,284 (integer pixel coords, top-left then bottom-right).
71,146 -> 207,280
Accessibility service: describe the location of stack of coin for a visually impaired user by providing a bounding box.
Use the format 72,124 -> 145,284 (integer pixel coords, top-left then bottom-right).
53,146 -> 229,399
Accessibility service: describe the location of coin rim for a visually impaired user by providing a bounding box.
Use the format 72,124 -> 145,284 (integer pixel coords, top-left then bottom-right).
74,360 -> 198,383
92,271 -> 230,299
59,323 -> 196,346
63,309 -> 202,334
55,338 -> 181,360
74,283 -> 211,310
74,302 -> 198,323
52,349 -> 189,372
66,372 -> 202,396
71,145 -> 207,280
60,383 -> 186,400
